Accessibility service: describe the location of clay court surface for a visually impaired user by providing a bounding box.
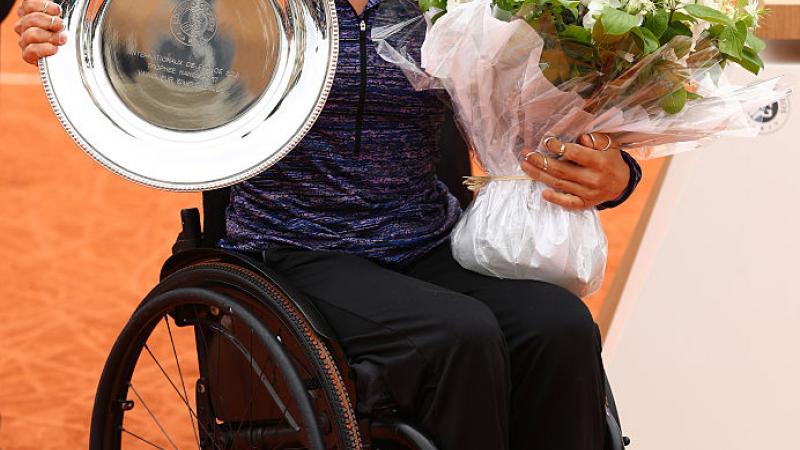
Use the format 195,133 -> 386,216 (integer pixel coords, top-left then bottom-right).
0,11 -> 661,448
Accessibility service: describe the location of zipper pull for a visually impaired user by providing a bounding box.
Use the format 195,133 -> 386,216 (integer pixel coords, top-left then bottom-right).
360,19 -> 366,32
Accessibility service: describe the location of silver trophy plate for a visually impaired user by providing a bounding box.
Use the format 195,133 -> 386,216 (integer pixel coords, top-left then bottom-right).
40,0 -> 338,190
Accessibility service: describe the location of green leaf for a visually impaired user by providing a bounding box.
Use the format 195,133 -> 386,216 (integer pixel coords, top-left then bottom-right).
719,23 -> 746,59
670,11 -> 696,23
661,87 -> 688,114
430,0 -> 447,10
592,18 -> 627,44
687,91 -> 704,100
745,31 -> 766,53
555,0 -> 581,8
738,14 -> 755,27
600,7 -> 641,35
631,26 -> 660,54
661,22 -> 693,44
684,4 -> 734,26
707,24 -> 725,37
643,10 -> 669,38
561,24 -> 593,44
418,0 -> 430,12
431,9 -> 446,23
729,46 -> 765,74
744,46 -> 765,70
493,0 -> 518,12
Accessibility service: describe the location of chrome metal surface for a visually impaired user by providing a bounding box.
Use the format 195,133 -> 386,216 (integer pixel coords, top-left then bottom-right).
40,0 -> 338,190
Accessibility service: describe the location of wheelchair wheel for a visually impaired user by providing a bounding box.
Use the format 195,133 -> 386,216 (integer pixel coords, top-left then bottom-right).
90,263 -> 362,449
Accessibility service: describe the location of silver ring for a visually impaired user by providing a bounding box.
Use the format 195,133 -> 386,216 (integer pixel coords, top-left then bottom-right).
557,143 -> 566,158
600,135 -> 613,152
542,136 -> 557,153
50,15 -> 56,27
524,151 -> 547,172
42,1 -> 49,13
588,133 -> 597,148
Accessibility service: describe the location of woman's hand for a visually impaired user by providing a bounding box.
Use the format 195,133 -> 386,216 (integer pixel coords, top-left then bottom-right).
14,0 -> 66,65
520,134 -> 630,210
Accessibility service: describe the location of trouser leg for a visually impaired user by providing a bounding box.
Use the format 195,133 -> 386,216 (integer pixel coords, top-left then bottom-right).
407,244 -> 607,450
262,248 -> 511,450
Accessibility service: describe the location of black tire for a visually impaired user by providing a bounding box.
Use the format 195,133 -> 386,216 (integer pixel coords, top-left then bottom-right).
604,375 -> 628,450
605,407 -> 625,450
90,263 -> 362,450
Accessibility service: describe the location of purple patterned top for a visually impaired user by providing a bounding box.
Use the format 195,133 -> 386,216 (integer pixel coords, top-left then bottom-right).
220,0 -> 641,264
219,0 -> 462,264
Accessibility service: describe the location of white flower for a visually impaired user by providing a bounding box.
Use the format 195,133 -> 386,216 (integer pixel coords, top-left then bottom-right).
624,0 -> 655,15
581,0 -> 622,30
745,0 -> 760,25
581,0 -> 622,9
582,12 -> 598,29
696,0 -> 721,8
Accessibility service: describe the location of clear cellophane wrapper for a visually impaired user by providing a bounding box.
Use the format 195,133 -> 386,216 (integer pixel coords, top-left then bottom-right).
372,0 -> 790,296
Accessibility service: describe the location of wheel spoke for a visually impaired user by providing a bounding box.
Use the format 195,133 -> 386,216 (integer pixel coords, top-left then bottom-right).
128,382 -> 179,450
121,427 -> 167,449
142,344 -> 220,448
163,314 -> 201,449
232,328 -> 258,447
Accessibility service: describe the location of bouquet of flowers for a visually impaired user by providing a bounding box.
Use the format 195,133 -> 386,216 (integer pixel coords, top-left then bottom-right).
372,0 -> 790,296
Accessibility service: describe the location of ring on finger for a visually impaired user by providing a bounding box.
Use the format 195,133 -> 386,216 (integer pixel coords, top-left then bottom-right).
50,15 -> 56,27
600,135 -> 613,152
42,1 -> 50,13
542,136 -> 557,154
524,150 -> 548,172
523,151 -> 539,162
588,133 -> 597,148
556,142 -> 566,159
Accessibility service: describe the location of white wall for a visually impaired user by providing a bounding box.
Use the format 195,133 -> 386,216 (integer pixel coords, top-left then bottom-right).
604,57 -> 800,449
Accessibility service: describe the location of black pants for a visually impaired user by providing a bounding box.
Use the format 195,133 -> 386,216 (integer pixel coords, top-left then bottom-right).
263,243 -> 606,450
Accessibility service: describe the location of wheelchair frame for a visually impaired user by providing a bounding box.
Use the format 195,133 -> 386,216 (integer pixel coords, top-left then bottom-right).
88,114 -> 628,448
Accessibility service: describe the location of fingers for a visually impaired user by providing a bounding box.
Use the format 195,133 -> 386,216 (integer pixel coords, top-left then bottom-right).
541,190 -> 588,210
18,26 -> 66,50
14,0 -> 66,65
542,137 -> 603,168
520,134 -> 629,209
579,133 -> 615,152
521,159 -> 593,201
521,149 -> 600,187
18,0 -> 61,17
14,12 -> 64,35
21,42 -> 59,64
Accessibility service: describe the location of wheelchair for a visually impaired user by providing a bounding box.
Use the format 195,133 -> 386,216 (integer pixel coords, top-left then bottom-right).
87,118 -> 630,449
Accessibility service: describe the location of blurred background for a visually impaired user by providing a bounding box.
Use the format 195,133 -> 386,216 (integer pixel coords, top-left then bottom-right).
0,0 -> 796,448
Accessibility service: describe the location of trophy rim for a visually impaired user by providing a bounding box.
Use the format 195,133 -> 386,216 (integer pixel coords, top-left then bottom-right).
39,0 -> 340,192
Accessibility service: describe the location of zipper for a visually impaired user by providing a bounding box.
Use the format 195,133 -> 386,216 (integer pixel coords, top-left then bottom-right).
354,14 -> 368,155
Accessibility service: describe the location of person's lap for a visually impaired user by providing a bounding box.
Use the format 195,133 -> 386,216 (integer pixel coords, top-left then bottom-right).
262,242 -> 605,450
